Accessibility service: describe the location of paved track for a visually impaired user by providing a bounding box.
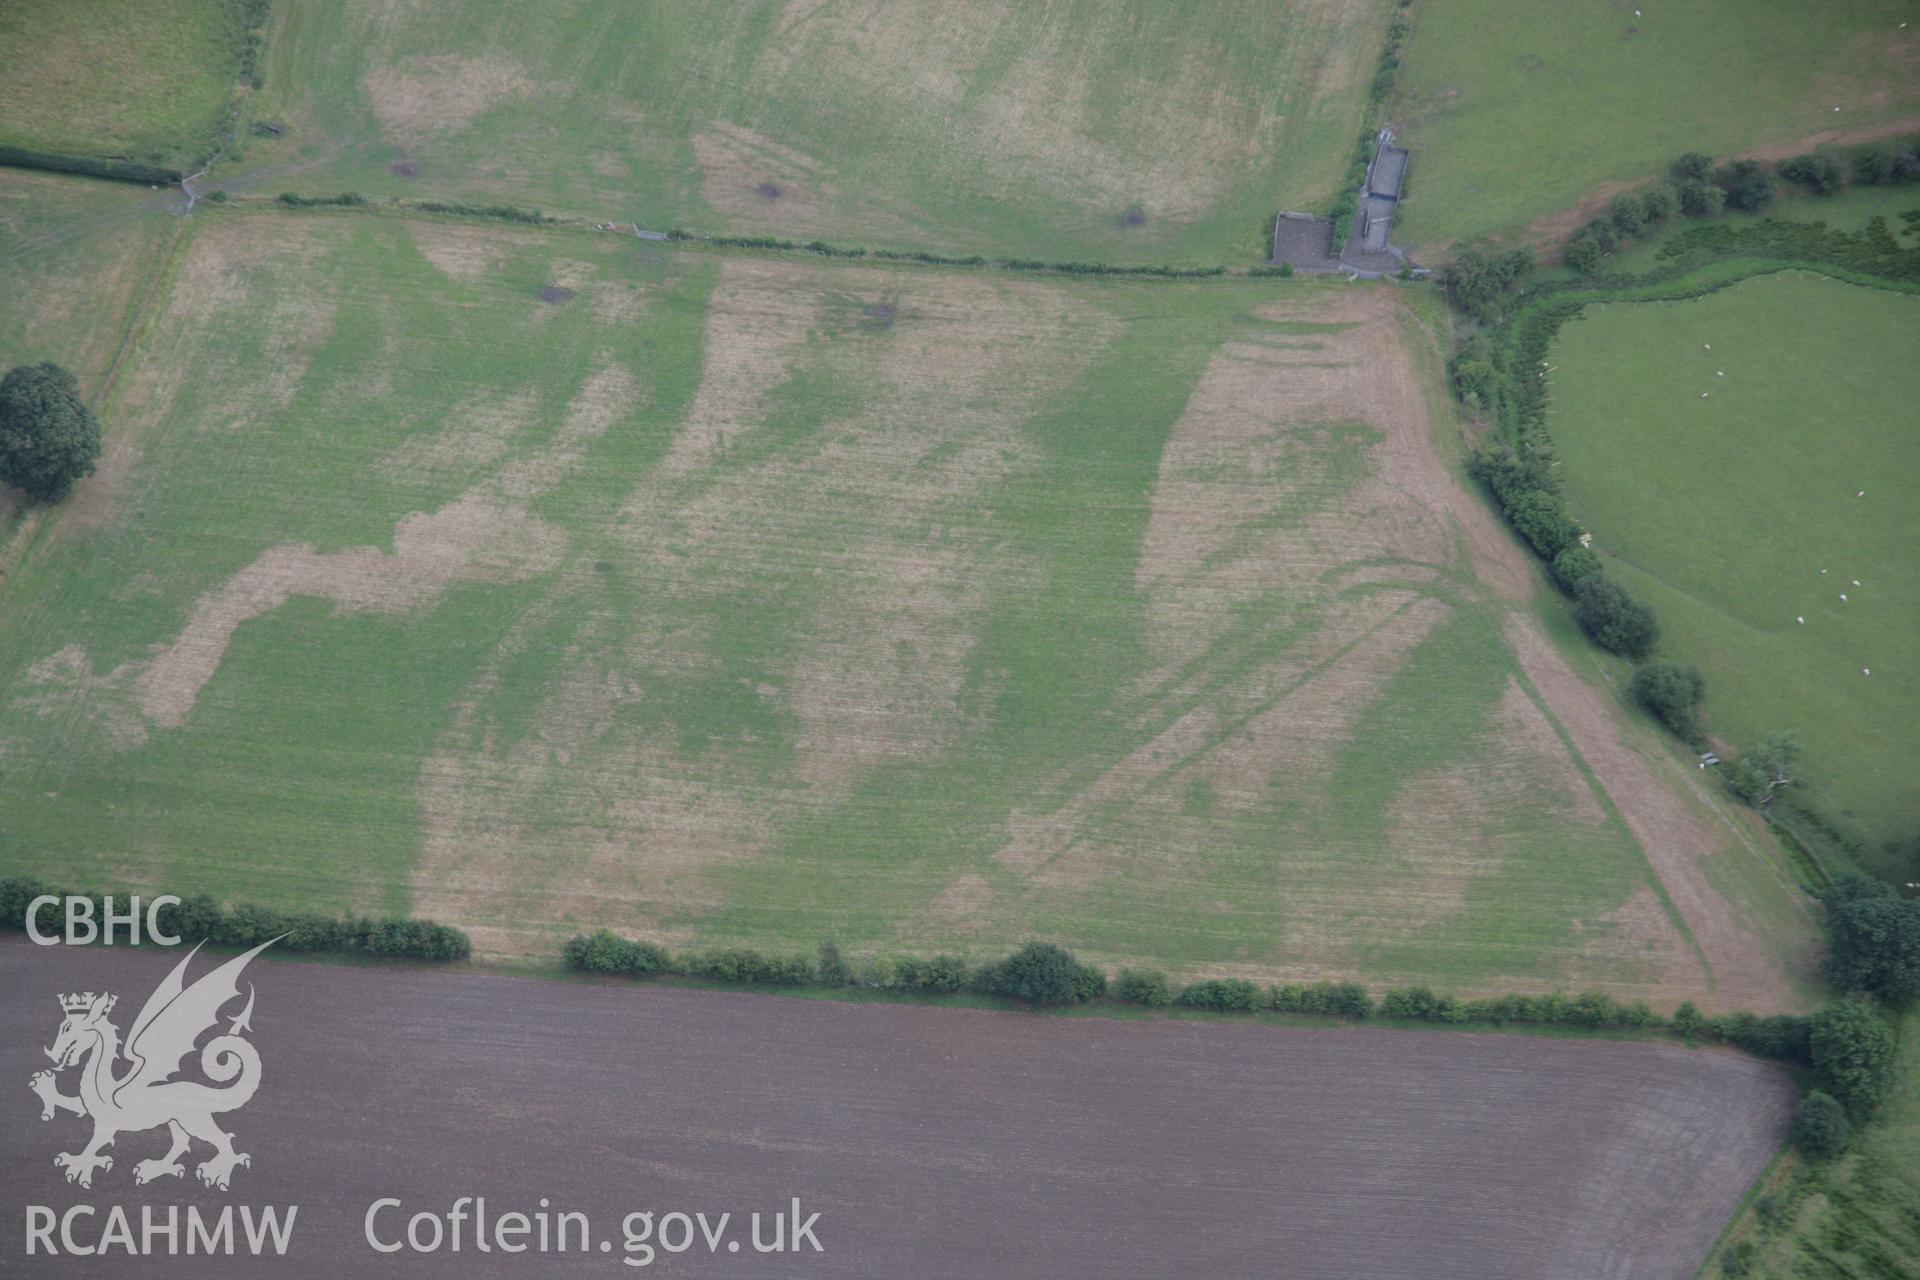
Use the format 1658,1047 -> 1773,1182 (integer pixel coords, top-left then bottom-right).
2,940 -> 1792,1278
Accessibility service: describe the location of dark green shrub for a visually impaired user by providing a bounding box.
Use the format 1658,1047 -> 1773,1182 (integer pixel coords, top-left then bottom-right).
688,948 -> 815,985
1564,234 -> 1605,275
993,942 -> 1091,1006
1506,488 -> 1581,559
1715,160 -> 1774,211
0,363 -> 102,503
1793,1091 -> 1851,1160
0,879 -> 470,960
1449,350 -> 1497,409
1608,195 -> 1647,236
1177,978 -> 1260,1012
1298,980 -> 1372,1017
1672,152 -> 1715,183
1778,153 -> 1844,195
1727,731 -> 1801,809
1820,876 -> 1920,1001
1115,968 -> 1172,1006
899,953 -> 970,993
1574,576 -> 1660,657
1550,545 -> 1603,591
1677,180 -> 1726,217
817,941 -> 850,987
1630,661 -> 1705,737
1809,998 -> 1897,1115
1853,147 -> 1894,185
1639,184 -> 1677,223
565,929 -> 670,976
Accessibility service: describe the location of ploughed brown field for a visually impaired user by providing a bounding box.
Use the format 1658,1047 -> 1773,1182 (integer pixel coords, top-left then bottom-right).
5,940 -> 1792,1278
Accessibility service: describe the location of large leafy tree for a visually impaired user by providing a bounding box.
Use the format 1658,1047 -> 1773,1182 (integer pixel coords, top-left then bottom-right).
1630,661 -> 1706,738
993,942 -> 1088,1007
1821,876 -> 1920,1002
1573,576 -> 1660,658
1809,998 -> 1898,1116
0,363 -> 102,503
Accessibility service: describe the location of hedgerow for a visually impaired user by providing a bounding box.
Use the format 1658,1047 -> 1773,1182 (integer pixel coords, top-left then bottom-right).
0,876 -> 470,961
414,200 -> 546,225
275,191 -> 366,208
0,145 -> 181,186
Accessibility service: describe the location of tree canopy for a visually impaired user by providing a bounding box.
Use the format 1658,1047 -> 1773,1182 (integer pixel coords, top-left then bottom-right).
1793,1091 -> 1850,1160
0,363 -> 102,504
1809,998 -> 1898,1115
1573,575 -> 1659,658
1630,661 -> 1706,738
1728,731 -> 1801,808
992,942 -> 1095,1006
1821,876 -> 1920,1003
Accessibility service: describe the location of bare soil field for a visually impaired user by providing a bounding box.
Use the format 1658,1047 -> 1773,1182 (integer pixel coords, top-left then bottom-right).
2,939 -> 1794,1278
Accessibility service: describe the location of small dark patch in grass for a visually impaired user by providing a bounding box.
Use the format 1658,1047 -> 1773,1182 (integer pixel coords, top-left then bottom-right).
754,182 -> 783,201
862,302 -> 897,331
389,160 -> 420,178
1118,204 -> 1148,228
537,286 -> 575,305
594,560 -> 614,574
1518,54 -> 1544,72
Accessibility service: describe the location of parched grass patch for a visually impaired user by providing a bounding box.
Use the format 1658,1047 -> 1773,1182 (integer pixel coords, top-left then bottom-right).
241,0 -> 1391,263
0,213 -> 1805,1004
1389,0 -> 1920,252
1545,271 -> 1920,857
0,0 -> 242,167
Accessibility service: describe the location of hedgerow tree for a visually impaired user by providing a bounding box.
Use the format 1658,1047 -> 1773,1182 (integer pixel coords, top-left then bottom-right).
1507,488 -> 1581,558
1607,195 -> 1647,236
1727,731 -> 1800,808
1551,545 -> 1603,590
1677,180 -> 1726,217
1443,247 -> 1535,322
1821,876 -> 1920,1002
1564,234 -> 1605,275
1672,152 -> 1715,183
1573,576 -> 1659,657
1638,183 -> 1677,223
1779,153 -> 1844,195
1630,661 -> 1705,737
1794,1091 -> 1850,1160
1809,998 -> 1897,1115
0,363 -> 102,503
992,942 -> 1089,1007
1715,160 -> 1774,211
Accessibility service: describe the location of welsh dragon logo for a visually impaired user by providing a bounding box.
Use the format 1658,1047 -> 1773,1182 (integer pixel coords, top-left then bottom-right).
29,939 -> 277,1190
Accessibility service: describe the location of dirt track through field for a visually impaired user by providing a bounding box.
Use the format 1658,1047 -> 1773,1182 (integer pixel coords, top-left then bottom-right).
2,941 -> 1791,1279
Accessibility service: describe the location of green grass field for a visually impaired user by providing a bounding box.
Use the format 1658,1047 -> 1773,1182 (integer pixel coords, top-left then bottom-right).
0,204 -> 1806,1002
1389,0 -> 1920,252
1546,271 -> 1920,856
0,0 -> 242,167
235,0 -> 1388,263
